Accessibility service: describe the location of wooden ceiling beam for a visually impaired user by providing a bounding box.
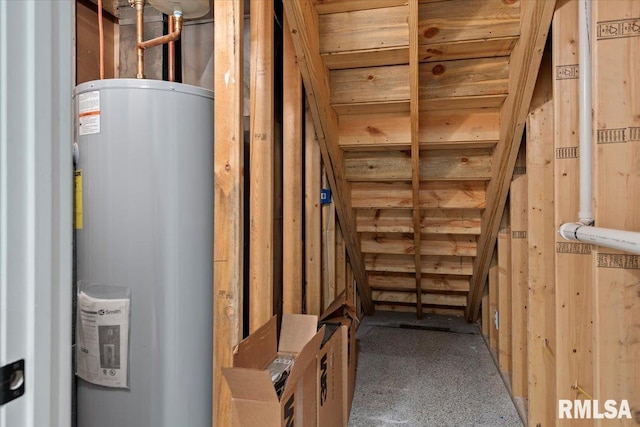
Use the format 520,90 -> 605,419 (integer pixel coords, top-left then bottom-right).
283,0 -> 374,313
466,0 -> 556,322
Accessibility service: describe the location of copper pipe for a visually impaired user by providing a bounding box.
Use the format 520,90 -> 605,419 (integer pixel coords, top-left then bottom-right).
133,0 -> 145,79
168,15 -> 175,82
98,0 -> 105,79
138,14 -> 183,50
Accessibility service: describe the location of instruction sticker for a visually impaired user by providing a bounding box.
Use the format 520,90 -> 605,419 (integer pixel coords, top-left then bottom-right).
78,91 -> 100,136
74,170 -> 83,229
76,291 -> 130,388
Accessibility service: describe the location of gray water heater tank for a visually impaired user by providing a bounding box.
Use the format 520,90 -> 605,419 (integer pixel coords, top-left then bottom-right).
74,79 -> 213,427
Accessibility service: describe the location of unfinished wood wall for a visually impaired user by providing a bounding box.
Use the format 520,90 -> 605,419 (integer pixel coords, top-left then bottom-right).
480,1 -> 640,424
76,0 -> 118,83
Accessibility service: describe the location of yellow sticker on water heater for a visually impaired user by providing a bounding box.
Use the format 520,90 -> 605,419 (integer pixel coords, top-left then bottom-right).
75,170 -> 83,229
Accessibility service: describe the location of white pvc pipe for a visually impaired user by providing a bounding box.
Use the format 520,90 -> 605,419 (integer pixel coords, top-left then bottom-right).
578,0 -> 593,224
558,0 -> 640,254
559,223 -> 640,255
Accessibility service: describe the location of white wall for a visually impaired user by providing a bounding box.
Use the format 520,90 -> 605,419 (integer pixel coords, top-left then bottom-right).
0,1 -> 73,426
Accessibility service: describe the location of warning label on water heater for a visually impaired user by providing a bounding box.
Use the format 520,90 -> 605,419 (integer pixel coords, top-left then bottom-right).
76,291 -> 130,388
78,91 -> 100,136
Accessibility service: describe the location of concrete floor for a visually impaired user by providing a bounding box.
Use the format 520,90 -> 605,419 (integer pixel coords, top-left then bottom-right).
348,311 -> 523,427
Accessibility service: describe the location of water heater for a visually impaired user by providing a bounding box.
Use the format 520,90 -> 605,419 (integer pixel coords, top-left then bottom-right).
74,79 -> 213,427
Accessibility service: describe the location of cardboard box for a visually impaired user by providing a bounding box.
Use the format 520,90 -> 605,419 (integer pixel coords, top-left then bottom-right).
319,291 -> 358,422
316,323 -> 345,427
223,314 -> 324,427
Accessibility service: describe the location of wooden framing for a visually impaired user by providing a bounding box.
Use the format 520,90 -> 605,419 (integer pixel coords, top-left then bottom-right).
284,0 -> 374,313
321,170 -> 337,310
467,0 -> 556,321
409,0 -> 423,318
592,0 -> 640,416
526,54 -> 556,427
488,250 -> 499,358
509,153 -> 528,398
213,1 -> 244,425
497,209 -> 511,372
282,15 -> 304,314
552,1 -> 594,418
305,106 -> 322,315
249,0 -> 274,333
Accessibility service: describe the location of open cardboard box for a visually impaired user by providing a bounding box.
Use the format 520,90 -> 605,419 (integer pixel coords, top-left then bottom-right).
223,314 -> 324,427
318,290 -> 359,425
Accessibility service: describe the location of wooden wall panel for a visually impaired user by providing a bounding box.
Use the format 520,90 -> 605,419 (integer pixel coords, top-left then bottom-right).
553,3 -> 594,421
593,0 -> 640,421
510,168 -> 528,398
526,54 -> 556,427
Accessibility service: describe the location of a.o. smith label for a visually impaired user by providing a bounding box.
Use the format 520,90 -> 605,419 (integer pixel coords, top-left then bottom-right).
597,18 -> 640,40
556,147 -> 579,159
597,253 -> 640,270
555,64 -> 579,80
556,242 -> 592,255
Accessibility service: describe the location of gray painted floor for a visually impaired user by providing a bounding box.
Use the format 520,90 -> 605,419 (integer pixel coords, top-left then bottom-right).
348,311 -> 522,427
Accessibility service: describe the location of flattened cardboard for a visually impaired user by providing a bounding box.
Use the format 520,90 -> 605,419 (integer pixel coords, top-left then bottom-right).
317,324 -> 346,427
223,314 -> 323,427
319,291 -> 358,419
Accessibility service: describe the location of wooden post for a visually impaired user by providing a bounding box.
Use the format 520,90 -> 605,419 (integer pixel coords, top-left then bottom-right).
488,250 -> 499,360
481,286 -> 490,340
526,54 -> 556,427
408,0 -> 423,319
497,208 -> 512,373
335,223 -> 347,295
305,104 -> 322,315
249,0 -> 274,333
213,1 -> 244,425
553,2 -> 595,419
510,148 -> 528,398
282,15 -> 304,314
593,0 -> 640,418
321,168 -> 337,309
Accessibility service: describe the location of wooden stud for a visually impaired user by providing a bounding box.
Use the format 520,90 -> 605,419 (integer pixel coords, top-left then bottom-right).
213,1 -> 243,425
313,0 -> 408,15
372,291 -> 467,307
497,208 -> 512,373
375,304 -> 464,317
488,250 -> 499,359
284,0 -> 374,313
481,285 -> 490,339
467,0 -> 557,321
510,151 -> 528,398
249,0 -> 274,333
335,223 -> 347,295
409,0 -> 423,319
321,169 -> 337,309
305,105 -> 322,315
526,54 -> 556,427
553,1 -> 594,419
593,0 -> 640,416
282,15 -> 304,314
